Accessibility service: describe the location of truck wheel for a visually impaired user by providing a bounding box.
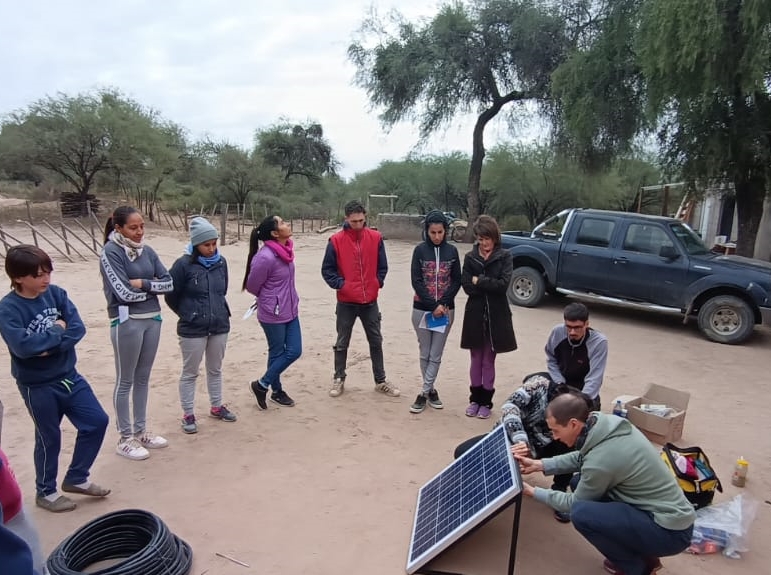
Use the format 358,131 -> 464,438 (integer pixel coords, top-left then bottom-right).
696,295 -> 755,344
508,267 -> 545,307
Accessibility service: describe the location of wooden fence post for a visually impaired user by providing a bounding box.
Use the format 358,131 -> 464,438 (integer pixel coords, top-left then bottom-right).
220,203 -> 229,243
61,220 -> 101,257
21,222 -> 73,262
87,201 -> 99,250
42,220 -> 86,260
25,201 -> 39,247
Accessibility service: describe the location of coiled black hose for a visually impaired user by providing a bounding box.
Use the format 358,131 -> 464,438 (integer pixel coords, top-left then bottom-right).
47,509 -> 192,575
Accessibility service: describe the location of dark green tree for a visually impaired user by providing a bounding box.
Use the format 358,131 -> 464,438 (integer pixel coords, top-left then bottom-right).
349,0 -> 568,228
255,121 -> 338,184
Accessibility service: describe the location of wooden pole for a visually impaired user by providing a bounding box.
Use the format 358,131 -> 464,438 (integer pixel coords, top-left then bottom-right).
0,225 -> 25,246
87,201 -> 100,250
60,220 -> 101,256
25,201 -> 39,247
42,220 -> 87,260
235,203 -> 241,241
0,225 -> 10,252
220,203 -> 228,243
21,222 -> 73,262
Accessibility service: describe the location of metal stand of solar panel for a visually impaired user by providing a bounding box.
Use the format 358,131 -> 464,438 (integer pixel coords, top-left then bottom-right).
406,425 -> 523,575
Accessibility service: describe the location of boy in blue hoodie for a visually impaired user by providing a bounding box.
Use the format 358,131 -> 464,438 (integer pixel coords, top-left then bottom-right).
0,245 -> 110,513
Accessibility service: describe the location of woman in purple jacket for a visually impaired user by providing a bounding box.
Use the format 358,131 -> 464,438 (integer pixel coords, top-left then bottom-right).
243,216 -> 301,409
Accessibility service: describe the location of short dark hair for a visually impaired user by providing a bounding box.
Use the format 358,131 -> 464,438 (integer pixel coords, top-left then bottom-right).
344,200 -> 366,216
4,245 -> 53,289
563,302 -> 589,323
103,205 -> 140,244
472,215 -> 501,247
546,392 -> 591,426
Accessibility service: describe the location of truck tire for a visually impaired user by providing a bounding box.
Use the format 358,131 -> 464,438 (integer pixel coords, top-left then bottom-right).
697,295 -> 755,344
508,266 -> 545,307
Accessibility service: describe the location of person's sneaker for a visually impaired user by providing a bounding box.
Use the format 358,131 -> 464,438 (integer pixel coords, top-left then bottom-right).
427,389 -> 443,409
329,377 -> 345,397
35,495 -> 76,513
210,404 -> 237,422
410,394 -> 427,413
250,380 -> 268,410
136,432 -> 168,449
116,437 -> 150,460
375,380 -> 400,397
554,510 -> 571,523
271,390 -> 295,407
181,414 -> 198,434
477,405 -> 492,419
465,402 -> 480,417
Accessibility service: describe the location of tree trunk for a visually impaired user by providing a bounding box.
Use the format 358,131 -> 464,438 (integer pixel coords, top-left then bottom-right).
465,110 -> 495,241
733,172 -> 766,257
754,195 -> 771,261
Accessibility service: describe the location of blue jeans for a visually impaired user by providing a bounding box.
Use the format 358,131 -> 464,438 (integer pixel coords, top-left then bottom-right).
259,317 -> 302,392
18,373 -> 109,497
571,500 -> 693,575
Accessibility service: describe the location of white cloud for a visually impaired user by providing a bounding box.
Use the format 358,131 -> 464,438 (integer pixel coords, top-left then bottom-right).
0,0 -> 522,178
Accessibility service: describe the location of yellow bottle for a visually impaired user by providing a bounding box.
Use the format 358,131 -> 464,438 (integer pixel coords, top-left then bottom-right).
731,456 -> 748,487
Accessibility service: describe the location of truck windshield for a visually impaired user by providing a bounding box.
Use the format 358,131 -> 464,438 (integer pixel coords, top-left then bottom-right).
669,222 -> 710,255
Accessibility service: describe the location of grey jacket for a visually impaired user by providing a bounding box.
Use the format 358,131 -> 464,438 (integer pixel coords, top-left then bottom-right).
100,242 -> 173,319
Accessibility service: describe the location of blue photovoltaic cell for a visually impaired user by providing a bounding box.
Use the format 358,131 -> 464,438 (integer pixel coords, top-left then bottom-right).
407,425 -> 520,573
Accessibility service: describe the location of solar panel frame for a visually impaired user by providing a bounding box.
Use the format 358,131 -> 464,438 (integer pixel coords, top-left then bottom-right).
406,425 -> 522,574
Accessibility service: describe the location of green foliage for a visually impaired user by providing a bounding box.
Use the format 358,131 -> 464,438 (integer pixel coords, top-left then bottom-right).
255,121 -> 338,184
349,0 -> 569,222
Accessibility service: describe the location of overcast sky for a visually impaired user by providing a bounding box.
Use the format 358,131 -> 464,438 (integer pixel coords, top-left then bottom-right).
0,0 -> 528,179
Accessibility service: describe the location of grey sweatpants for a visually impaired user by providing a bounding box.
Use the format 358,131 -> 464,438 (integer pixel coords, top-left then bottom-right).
111,318 -> 162,438
411,308 -> 454,394
178,333 -> 228,415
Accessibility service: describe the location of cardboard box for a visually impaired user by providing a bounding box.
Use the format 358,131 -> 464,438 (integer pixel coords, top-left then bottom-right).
625,384 -> 690,445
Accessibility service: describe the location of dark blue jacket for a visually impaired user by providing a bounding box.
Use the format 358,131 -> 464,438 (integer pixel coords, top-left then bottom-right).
165,254 -> 230,337
0,285 -> 84,387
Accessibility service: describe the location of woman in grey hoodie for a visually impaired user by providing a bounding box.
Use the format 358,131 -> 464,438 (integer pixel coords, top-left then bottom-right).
100,206 -> 173,461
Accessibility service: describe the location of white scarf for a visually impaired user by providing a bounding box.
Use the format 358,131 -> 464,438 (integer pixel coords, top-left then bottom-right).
110,230 -> 144,262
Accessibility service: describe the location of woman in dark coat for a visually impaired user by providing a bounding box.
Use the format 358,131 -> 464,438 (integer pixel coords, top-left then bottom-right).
460,215 -> 517,419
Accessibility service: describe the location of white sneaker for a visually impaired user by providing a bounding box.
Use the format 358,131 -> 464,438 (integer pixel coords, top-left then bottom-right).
116,437 -> 150,460
135,432 -> 169,449
375,380 -> 400,397
329,377 -> 345,397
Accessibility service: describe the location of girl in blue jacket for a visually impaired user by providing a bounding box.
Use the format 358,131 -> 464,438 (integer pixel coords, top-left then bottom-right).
165,217 -> 236,434
243,216 -> 301,410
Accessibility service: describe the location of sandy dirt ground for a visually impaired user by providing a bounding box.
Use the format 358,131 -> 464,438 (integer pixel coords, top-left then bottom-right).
0,224 -> 769,575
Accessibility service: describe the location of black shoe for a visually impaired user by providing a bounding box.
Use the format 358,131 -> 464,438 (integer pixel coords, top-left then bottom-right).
427,389 -> 444,409
271,390 -> 295,407
554,510 -> 571,523
250,380 -> 268,410
410,394 -> 427,413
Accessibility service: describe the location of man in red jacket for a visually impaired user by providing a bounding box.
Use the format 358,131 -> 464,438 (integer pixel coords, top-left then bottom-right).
321,200 -> 400,399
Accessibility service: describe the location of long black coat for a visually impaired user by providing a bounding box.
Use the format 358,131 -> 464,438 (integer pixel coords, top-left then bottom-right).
459,245 -> 517,353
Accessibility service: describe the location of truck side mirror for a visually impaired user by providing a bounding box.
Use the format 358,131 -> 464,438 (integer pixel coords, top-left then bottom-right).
659,245 -> 680,259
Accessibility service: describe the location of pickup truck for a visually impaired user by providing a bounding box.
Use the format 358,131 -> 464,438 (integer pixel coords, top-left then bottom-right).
501,208 -> 771,344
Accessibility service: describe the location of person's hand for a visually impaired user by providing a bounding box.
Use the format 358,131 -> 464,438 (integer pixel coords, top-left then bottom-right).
471,276 -> 479,285
54,319 -> 66,329
510,441 -> 530,458
129,279 -> 143,289
432,304 -> 445,317
514,454 -> 543,475
522,481 -> 536,497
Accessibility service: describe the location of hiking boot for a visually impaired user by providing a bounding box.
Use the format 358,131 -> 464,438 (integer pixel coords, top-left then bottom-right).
375,380 -> 400,397
36,495 -> 76,513
251,380 -> 268,410
181,414 -> 198,434
410,394 -> 427,413
271,390 -> 295,407
427,389 -> 443,409
136,432 -> 168,449
210,404 -> 237,422
465,402 -> 480,417
329,377 -> 345,397
116,437 -> 150,460
477,405 -> 492,419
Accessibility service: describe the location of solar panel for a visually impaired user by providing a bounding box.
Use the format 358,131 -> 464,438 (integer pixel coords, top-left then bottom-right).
406,425 -> 521,574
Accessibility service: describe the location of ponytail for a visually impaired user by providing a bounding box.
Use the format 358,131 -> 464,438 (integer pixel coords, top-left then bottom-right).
104,205 -> 140,244
241,216 -> 279,291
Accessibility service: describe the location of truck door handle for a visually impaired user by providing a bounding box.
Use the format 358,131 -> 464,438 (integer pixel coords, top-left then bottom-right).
613,257 -> 628,264
568,249 -> 580,256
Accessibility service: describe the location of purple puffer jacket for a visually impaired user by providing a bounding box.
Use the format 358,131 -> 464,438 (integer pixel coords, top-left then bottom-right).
245,246 -> 299,324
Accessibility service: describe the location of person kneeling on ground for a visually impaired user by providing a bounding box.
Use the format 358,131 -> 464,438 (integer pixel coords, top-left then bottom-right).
516,393 -> 695,575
